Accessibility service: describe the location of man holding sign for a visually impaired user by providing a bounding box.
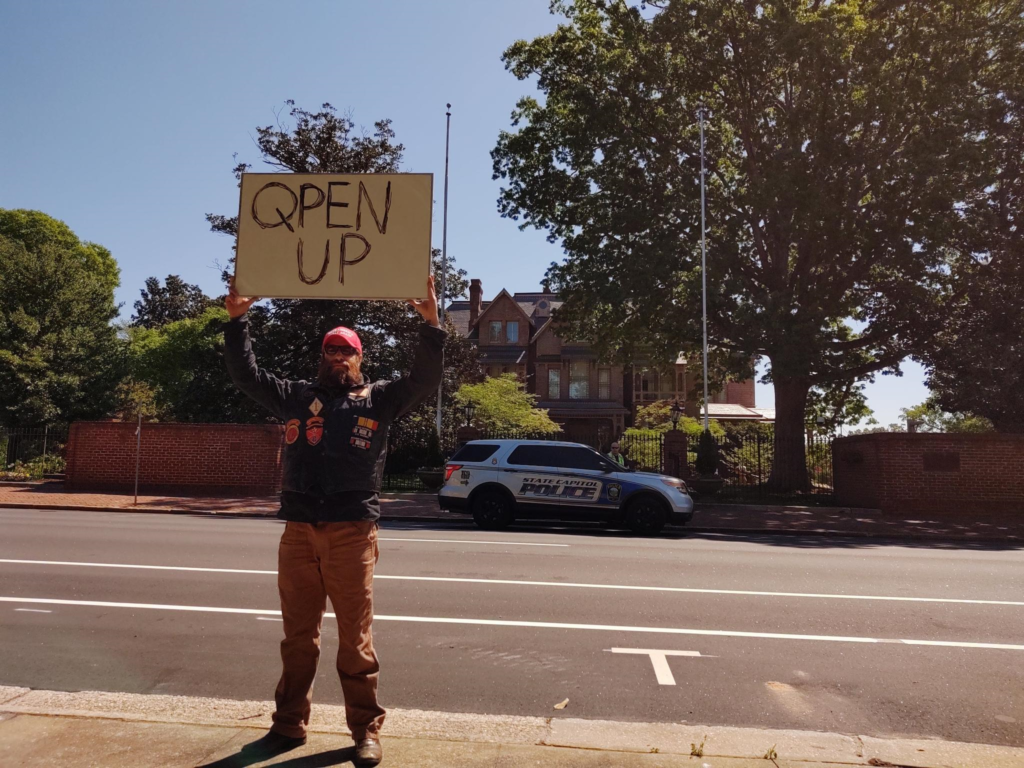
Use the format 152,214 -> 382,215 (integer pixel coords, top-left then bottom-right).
224,275 -> 444,766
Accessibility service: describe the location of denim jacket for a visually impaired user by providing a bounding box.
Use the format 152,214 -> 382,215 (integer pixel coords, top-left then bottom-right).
224,316 -> 446,498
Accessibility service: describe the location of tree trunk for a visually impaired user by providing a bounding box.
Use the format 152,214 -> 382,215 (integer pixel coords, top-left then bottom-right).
769,376 -> 811,492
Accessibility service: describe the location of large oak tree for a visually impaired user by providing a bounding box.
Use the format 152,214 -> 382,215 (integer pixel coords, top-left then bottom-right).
492,0 -> 1021,489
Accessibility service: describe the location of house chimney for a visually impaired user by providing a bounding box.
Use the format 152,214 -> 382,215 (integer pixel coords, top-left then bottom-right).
469,279 -> 483,327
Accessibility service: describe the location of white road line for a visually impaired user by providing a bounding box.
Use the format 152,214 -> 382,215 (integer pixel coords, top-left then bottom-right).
14,608 -> 52,613
379,538 -> 568,547
255,617 -> 282,622
609,648 -> 702,685
1,596 -> 1022,651
1,559 -> 1019,607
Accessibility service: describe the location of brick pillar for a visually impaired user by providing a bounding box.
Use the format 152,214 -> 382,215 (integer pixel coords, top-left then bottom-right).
456,425 -> 481,446
663,430 -> 688,478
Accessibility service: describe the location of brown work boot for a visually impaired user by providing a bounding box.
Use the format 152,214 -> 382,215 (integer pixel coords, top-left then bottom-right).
354,736 -> 383,766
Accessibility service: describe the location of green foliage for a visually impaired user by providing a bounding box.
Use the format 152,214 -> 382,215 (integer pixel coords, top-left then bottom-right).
633,399 -> 724,438
419,428 -> 446,469
492,0 -> 1022,488
695,430 -> 720,477
121,307 -> 266,423
132,275 -> 218,329
806,381 -> 873,433
903,401 -> 993,434
0,214 -> 123,427
0,209 -> 120,293
455,375 -> 561,434
850,400 -> 993,434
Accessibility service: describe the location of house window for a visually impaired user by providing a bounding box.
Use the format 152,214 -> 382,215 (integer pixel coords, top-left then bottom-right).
506,322 -> 519,343
489,321 -> 502,342
569,361 -> 589,400
598,368 -> 611,400
548,368 -> 561,400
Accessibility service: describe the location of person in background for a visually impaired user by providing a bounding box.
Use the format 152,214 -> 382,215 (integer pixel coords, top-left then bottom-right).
607,441 -> 625,467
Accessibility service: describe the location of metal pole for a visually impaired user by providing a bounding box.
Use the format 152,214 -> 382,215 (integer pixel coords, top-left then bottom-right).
133,413 -> 142,506
699,106 -> 710,432
42,425 -> 48,473
436,103 -> 452,438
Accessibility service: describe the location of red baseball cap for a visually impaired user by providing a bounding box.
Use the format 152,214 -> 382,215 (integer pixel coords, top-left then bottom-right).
322,326 -> 362,354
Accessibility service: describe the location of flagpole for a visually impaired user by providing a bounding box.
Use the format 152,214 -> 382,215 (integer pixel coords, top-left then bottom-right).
699,105 -> 710,433
436,103 -> 451,438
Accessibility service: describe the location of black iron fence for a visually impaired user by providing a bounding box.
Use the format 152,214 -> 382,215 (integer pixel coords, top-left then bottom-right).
381,424 -> 834,502
0,425 -> 69,479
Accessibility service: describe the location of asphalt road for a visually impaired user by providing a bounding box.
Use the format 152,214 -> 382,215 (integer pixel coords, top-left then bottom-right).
1,507 -> 1022,748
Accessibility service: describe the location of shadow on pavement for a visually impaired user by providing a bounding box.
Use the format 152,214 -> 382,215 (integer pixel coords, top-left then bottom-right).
199,743 -> 355,767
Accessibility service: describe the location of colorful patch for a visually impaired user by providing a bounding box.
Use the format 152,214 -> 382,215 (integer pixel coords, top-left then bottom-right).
350,436 -> 371,450
607,483 -> 621,501
305,416 -> 324,446
356,416 -> 379,430
352,426 -> 374,440
284,419 -> 301,445
309,397 -> 323,416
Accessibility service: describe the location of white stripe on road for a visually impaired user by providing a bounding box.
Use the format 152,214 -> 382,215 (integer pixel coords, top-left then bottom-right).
14,608 -> 52,613
1,559 -> 1020,607
2,596 -> 1023,651
378,538 -> 568,547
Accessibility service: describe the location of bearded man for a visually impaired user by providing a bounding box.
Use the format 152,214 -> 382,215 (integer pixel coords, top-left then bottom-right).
224,276 -> 444,766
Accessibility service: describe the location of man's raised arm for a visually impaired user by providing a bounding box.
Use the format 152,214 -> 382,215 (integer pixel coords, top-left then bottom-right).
382,276 -> 447,420
223,280 -> 292,420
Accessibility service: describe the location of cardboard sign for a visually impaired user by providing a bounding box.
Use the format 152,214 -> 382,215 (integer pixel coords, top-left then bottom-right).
234,173 -> 433,299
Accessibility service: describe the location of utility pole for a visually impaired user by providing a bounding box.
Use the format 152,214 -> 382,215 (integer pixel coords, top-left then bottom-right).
699,105 -> 710,432
436,104 -> 452,438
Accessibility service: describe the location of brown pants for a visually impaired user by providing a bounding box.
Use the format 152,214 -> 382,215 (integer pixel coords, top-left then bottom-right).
271,520 -> 386,740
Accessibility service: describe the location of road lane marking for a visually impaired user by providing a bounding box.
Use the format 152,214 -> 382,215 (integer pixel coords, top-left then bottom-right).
1,559 -> 1020,607
1,596 -> 1022,651
256,617 -> 282,622
378,538 -> 568,547
609,648 -> 702,685
14,608 -> 52,613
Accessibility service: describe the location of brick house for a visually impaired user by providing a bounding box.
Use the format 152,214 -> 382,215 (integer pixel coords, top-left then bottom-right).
447,279 -> 768,438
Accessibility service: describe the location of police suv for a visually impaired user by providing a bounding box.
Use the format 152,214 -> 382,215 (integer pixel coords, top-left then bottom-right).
437,440 -> 694,535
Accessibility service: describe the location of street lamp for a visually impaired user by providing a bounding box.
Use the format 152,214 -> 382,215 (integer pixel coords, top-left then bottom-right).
463,402 -> 477,427
670,400 -> 684,430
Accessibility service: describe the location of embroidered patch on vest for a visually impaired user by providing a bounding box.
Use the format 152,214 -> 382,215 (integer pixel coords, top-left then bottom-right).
284,419 -> 300,445
352,426 -> 374,440
357,416 -> 379,430
350,436 -> 371,450
309,397 -> 323,416
305,416 -> 324,446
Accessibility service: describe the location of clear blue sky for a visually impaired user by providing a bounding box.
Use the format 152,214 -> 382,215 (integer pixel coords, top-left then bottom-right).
0,0 -> 928,425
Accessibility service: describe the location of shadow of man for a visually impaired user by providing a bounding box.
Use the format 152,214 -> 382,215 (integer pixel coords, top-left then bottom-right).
197,735 -> 356,768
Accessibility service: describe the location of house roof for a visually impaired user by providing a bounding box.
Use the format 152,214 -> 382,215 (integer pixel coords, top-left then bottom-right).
478,346 -> 526,364
476,289 -> 535,329
540,401 -> 630,416
445,299 -> 489,337
705,403 -> 773,421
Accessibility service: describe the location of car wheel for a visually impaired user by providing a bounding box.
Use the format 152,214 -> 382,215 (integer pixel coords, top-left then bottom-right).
625,495 -> 668,536
472,489 -> 514,530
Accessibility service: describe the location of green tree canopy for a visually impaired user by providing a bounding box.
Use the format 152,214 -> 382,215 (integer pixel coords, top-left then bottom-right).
120,306 -> 268,423
0,209 -> 119,293
0,215 -> 122,426
492,0 -> 1022,489
132,275 -> 218,330
455,375 -> 561,434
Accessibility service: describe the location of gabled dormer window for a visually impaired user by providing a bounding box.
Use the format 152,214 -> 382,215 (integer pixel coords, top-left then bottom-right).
506,322 -> 519,343
489,321 -> 502,342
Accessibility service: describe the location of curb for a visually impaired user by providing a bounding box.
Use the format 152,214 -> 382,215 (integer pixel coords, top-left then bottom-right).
1,501 -> 1020,543
2,686 -> 1022,767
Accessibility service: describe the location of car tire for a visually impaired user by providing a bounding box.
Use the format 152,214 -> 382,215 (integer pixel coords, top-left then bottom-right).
625,495 -> 669,536
472,489 -> 514,531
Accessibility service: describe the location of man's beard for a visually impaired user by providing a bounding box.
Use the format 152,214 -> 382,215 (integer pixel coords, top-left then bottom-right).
318,356 -> 362,388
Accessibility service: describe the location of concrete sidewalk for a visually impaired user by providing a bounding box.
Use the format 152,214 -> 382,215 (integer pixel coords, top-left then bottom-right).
3,686 -> 1023,768
1,481 -> 1022,542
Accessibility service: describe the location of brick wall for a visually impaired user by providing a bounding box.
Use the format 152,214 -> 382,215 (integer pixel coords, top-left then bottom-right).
65,421 -> 284,495
833,433 -> 1024,512
476,295 -> 530,347
725,379 -> 756,408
